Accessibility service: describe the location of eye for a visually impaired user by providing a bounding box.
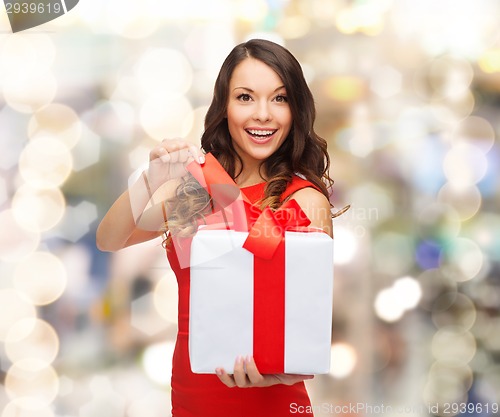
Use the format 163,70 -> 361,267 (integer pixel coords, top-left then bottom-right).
275,94 -> 288,103
237,93 -> 252,102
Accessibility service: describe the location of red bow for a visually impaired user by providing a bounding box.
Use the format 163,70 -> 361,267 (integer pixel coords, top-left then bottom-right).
187,153 -> 311,259
243,200 -> 310,259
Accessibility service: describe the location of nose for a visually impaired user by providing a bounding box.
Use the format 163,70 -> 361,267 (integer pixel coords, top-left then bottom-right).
253,100 -> 271,122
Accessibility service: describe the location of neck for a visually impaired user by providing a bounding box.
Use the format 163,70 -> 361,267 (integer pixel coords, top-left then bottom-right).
234,159 -> 266,187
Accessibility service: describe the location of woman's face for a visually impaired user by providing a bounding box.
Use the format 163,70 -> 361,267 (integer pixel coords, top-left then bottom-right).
226,57 -> 292,169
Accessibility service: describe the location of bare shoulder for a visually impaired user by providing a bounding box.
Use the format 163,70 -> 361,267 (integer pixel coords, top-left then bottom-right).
288,187 -> 332,237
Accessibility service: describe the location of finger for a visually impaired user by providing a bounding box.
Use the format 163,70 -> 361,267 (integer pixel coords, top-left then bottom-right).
160,138 -> 181,152
215,368 -> 236,388
188,144 -> 205,165
156,139 -> 185,159
160,138 -> 195,152
178,147 -> 191,164
289,373 -> 314,382
150,140 -> 201,169
243,356 -> 264,385
165,143 -> 193,164
149,146 -> 168,161
168,148 -> 180,164
276,373 -> 315,386
233,356 -> 250,387
173,144 -> 203,165
158,147 -> 171,163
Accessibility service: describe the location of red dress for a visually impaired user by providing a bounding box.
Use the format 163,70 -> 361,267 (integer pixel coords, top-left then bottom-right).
167,177 -> 318,417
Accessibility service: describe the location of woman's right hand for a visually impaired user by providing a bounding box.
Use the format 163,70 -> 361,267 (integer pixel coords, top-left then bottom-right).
146,139 -> 205,193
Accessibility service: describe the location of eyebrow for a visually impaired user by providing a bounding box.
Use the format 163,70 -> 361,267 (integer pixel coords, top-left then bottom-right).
232,85 -> 286,93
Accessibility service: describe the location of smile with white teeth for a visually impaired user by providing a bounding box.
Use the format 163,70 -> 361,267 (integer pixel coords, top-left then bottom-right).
246,129 -> 277,137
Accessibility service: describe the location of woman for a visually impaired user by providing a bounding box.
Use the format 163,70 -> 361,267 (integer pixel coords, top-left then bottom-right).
97,38 -> 334,416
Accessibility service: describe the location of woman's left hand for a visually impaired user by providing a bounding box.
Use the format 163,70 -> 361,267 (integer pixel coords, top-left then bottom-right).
215,356 -> 314,388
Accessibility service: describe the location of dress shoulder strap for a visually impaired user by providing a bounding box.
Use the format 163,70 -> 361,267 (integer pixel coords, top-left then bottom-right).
280,175 -> 322,202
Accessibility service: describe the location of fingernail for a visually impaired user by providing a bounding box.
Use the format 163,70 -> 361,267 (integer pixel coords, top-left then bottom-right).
245,355 -> 252,363
215,368 -> 222,376
199,155 -> 205,165
236,355 -> 243,364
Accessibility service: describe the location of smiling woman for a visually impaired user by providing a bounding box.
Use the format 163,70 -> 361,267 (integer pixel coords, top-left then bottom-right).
96,38 -> 335,417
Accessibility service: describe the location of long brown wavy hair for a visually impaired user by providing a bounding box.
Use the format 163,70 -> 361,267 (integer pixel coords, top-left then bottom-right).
164,39 -> 334,245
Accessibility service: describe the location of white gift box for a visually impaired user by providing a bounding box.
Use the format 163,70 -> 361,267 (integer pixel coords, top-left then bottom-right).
189,227 -> 334,374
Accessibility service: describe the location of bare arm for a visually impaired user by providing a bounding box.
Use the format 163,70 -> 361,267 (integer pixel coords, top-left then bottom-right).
96,178 -> 164,252
96,140 -> 205,252
289,187 -> 333,237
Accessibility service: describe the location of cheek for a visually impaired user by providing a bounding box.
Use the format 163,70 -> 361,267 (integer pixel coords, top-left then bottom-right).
277,105 -> 292,122
226,110 -> 238,131
280,109 -> 293,131
226,105 -> 243,127
226,108 -> 243,141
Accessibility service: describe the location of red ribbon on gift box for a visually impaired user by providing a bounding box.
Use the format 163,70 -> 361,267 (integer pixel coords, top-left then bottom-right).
243,200 -> 311,259
187,153 -> 316,373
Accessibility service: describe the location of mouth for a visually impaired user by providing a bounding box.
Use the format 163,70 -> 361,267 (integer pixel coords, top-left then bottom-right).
245,128 -> 278,143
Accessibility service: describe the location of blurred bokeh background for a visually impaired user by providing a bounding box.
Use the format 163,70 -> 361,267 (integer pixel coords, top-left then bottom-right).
1,0 -> 500,416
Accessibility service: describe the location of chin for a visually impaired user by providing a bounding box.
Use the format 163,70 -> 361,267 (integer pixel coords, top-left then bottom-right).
247,148 -> 276,162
